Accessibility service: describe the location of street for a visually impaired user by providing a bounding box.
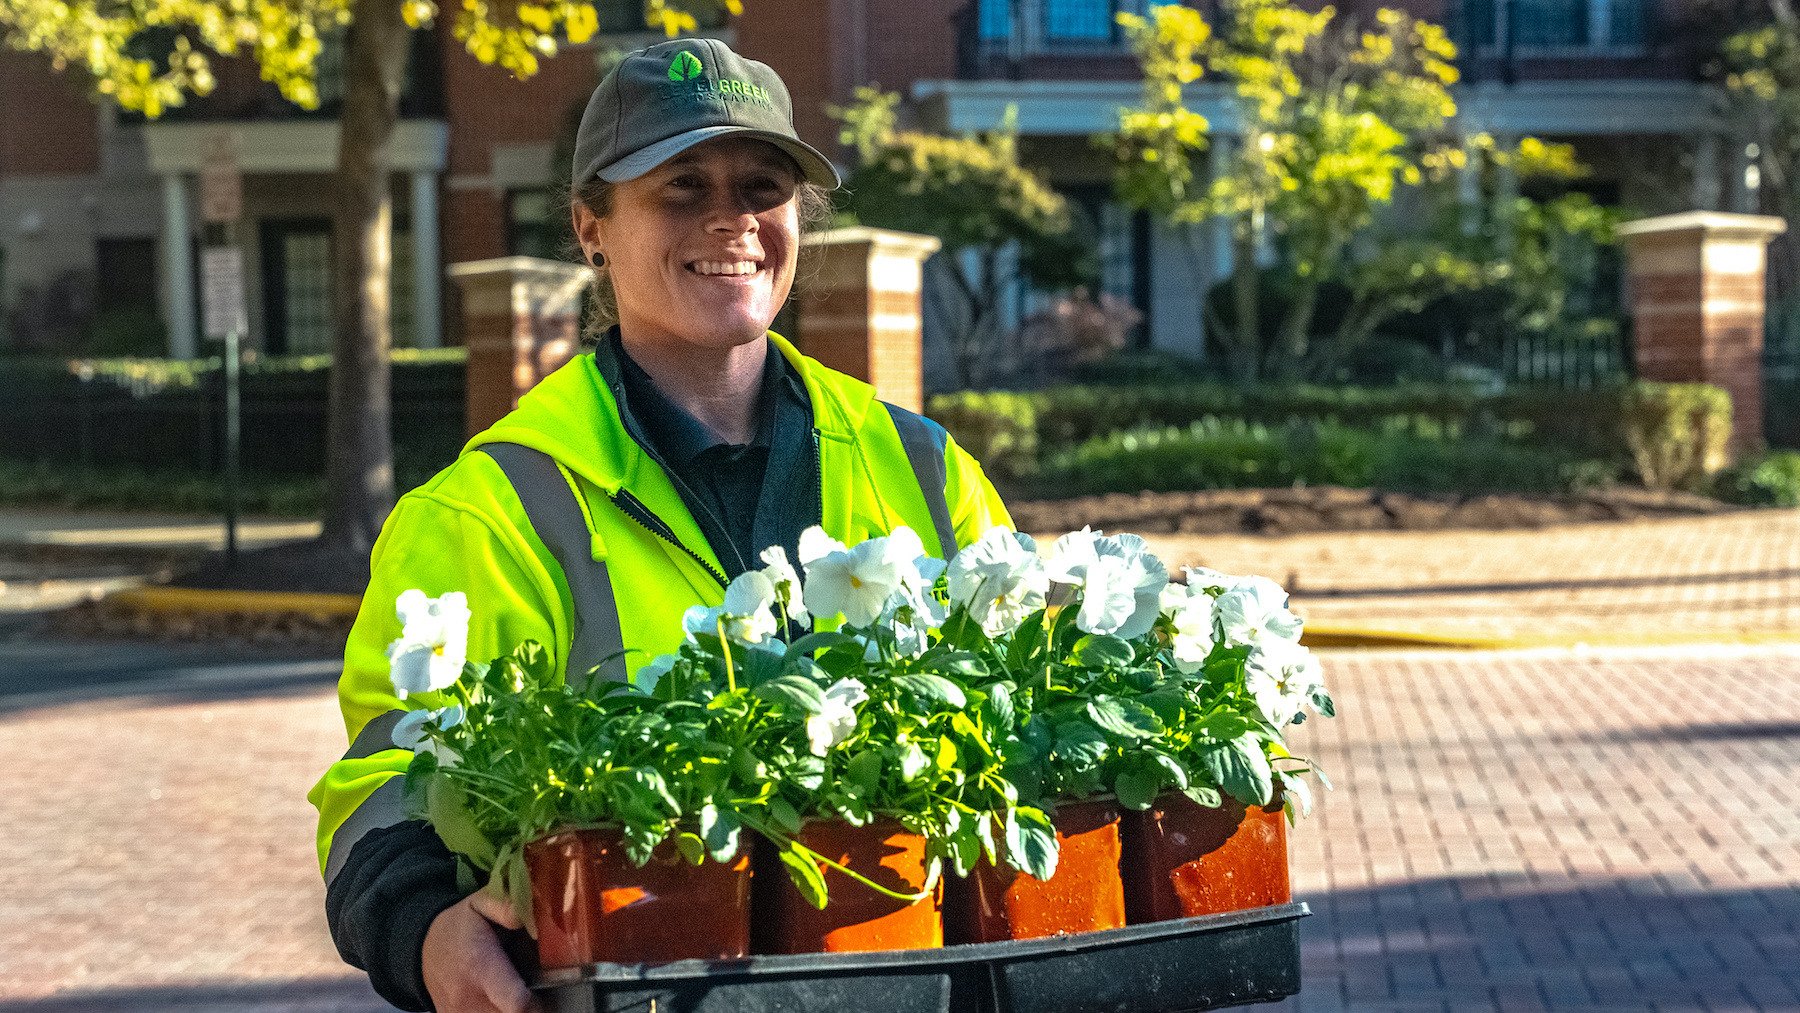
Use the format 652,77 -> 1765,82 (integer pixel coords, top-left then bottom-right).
0,640 -> 1796,1011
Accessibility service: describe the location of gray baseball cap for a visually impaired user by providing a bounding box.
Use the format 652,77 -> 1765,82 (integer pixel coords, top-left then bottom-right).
572,38 -> 840,189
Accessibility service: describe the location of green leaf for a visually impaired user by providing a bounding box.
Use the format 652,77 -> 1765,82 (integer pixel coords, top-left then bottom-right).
777,847 -> 830,909
1051,722 -> 1110,767
985,681 -> 1016,731
699,803 -> 742,862
1196,734 -> 1274,807
1148,751 -> 1189,791
931,652 -> 989,680
752,675 -> 828,713
1182,785 -> 1223,809
1073,634 -> 1135,669
1114,767 -> 1161,810
893,672 -> 967,709
1087,697 -> 1163,739
676,832 -> 706,865
769,797 -> 803,834
1311,690 -> 1337,718
785,630 -> 863,662
847,750 -> 884,793
1199,710 -> 1253,742
1004,806 -> 1059,881
422,773 -> 497,867
737,645 -> 786,688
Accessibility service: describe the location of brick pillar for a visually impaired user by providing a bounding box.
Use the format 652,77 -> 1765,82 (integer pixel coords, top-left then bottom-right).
1618,211 -> 1787,457
792,227 -> 942,414
447,256 -> 592,437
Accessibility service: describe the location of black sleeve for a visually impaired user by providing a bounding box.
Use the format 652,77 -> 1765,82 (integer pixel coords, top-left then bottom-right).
325,820 -> 466,1012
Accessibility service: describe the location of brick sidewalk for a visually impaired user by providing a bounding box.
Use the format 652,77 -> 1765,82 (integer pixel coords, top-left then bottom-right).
1,645 -> 1797,1010
1133,510 -> 1800,644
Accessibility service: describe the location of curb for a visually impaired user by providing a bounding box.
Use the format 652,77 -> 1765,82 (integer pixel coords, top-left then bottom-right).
108,586 -> 362,620
1301,625 -> 1800,651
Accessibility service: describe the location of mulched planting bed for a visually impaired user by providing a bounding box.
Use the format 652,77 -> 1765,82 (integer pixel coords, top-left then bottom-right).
1004,486 -> 1735,536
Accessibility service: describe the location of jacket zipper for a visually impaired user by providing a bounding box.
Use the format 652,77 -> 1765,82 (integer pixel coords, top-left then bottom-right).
610,488 -> 729,589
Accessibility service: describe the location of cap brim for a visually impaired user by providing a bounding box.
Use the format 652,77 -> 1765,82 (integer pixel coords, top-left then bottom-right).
592,125 -> 841,189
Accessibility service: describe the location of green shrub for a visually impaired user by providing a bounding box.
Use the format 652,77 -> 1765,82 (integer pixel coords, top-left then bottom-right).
0,459 -> 445,516
1031,417 -> 1609,497
925,390 -> 1039,480
1716,450 -> 1800,507
1618,382 -> 1732,491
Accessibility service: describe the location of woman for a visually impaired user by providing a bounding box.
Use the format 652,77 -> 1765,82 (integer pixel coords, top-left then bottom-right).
308,38 -> 1011,1013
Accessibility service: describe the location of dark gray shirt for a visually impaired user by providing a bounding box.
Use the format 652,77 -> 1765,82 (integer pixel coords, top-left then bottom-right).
594,327 -> 819,580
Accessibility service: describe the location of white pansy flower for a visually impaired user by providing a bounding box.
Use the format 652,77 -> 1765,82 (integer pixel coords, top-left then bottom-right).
1165,585 -> 1218,672
1048,529 -> 1167,639
758,545 -> 809,622
1215,576 -> 1304,648
392,704 -> 464,764
947,527 -> 1048,635
1245,638 -> 1323,728
387,590 -> 471,699
799,527 -> 912,628
806,677 -> 869,756
684,570 -> 780,644
633,653 -> 678,695
1180,566 -> 1234,594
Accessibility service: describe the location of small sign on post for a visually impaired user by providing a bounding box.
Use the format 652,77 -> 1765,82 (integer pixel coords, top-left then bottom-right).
200,130 -> 246,567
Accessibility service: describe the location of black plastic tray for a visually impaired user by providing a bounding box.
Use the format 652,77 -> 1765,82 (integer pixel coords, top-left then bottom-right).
532,901 -> 1308,1013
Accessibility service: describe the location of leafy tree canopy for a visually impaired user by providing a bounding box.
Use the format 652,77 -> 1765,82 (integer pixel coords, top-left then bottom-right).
0,0 -> 737,116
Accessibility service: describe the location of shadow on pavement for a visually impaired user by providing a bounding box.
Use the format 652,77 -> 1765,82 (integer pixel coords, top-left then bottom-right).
1280,873 -> 1800,1011
0,975 -> 392,1012
0,637 -> 340,717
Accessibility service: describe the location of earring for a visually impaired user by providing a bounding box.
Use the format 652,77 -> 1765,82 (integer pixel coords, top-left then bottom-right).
590,251 -> 605,267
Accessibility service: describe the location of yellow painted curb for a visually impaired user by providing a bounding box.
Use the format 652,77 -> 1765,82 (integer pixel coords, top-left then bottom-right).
109,586 -> 362,619
1303,625 -> 1800,651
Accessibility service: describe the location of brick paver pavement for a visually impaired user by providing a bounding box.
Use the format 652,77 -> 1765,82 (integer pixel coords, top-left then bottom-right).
1133,510 -> 1800,644
1276,646 -> 1800,1012
2,644 -> 1797,1010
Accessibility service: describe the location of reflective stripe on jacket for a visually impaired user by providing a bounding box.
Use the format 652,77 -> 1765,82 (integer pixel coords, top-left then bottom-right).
306,333 -> 1011,879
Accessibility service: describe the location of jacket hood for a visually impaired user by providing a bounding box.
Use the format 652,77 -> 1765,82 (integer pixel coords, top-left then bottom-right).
463,332 -> 875,496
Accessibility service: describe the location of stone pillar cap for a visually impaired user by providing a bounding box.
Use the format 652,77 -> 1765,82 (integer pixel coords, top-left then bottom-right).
447,256 -> 593,282
802,226 -> 942,259
1618,211 -> 1788,241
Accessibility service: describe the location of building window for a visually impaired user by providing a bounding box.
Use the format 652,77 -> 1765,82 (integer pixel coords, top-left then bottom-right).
593,0 -> 727,34
975,0 -> 1143,48
506,189 -> 557,260
1463,0 -> 1647,51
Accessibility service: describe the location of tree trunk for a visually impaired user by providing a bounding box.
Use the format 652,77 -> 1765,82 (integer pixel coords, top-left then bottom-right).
321,0 -> 411,557
1270,274 -> 1318,378
1229,219 -> 1261,383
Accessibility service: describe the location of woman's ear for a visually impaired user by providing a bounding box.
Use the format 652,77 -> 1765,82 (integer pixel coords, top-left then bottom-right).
572,201 -> 605,264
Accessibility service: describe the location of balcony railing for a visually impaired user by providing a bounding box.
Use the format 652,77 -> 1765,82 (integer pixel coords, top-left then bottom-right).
1451,0 -> 1654,54
955,0 -> 1149,78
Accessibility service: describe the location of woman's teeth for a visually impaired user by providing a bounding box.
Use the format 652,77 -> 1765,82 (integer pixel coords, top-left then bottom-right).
691,261 -> 758,276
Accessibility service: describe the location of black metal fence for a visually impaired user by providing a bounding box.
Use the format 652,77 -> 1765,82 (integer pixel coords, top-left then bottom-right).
0,358 -> 465,478
1493,324 -> 1632,392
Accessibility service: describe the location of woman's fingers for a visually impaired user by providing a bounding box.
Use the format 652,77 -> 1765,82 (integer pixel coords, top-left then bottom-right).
422,893 -> 543,1013
469,887 -> 527,929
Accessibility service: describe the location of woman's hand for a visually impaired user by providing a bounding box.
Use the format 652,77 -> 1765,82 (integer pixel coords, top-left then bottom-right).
421,890 -> 542,1013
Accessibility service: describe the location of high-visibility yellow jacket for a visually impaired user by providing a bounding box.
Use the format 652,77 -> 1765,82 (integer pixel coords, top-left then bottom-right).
307,333 -> 1010,882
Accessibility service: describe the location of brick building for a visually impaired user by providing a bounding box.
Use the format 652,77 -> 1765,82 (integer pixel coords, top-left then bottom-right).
0,0 -> 1761,381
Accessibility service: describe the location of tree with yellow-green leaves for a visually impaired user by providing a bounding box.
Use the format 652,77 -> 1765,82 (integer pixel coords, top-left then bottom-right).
1109,0 -> 1476,381
830,87 -> 1093,388
0,0 -> 732,565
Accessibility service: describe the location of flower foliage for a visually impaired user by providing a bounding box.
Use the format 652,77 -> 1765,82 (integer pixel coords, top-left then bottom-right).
0,0 -> 735,116
393,524 -> 1336,917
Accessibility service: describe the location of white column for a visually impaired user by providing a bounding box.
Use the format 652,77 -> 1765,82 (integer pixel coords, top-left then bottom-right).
161,173 -> 197,359
411,170 -> 443,349
1207,136 -> 1235,287
1692,134 -> 1722,211
1494,133 -> 1520,255
1458,150 -> 1482,235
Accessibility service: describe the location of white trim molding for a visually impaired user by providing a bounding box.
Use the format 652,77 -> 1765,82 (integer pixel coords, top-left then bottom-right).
140,119 -> 450,174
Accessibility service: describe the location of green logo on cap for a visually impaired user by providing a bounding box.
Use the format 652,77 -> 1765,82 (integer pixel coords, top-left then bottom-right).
668,51 -> 704,82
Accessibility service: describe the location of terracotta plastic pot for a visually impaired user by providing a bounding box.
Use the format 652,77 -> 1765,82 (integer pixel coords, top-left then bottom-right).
946,797 -> 1128,944
752,819 -> 943,954
524,828 -> 752,968
1121,791 -> 1290,923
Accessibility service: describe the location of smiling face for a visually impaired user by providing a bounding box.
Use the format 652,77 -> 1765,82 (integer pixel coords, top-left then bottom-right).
576,136 -> 801,354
